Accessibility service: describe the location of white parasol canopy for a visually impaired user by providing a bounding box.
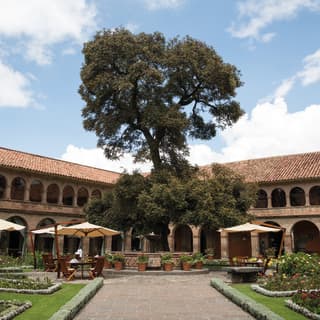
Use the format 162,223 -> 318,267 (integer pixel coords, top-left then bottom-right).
219,222 -> 281,233
0,218 -> 25,231
57,221 -> 120,238
31,225 -> 64,235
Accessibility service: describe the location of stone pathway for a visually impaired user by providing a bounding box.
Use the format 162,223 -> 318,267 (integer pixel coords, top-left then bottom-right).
74,272 -> 253,320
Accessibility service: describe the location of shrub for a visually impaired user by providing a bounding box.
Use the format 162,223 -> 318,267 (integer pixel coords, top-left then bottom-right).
292,289 -> 320,314
112,253 -> 125,263
137,254 -> 149,263
278,252 -> 320,277
179,254 -> 193,263
192,252 -> 204,263
161,253 -> 173,264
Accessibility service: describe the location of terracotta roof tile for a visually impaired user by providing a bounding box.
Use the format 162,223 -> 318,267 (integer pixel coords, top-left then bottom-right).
0,147 -> 120,185
203,151 -> 320,184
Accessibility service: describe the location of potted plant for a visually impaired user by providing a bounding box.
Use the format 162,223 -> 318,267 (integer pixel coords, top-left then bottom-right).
192,252 -> 204,269
112,253 -> 125,271
179,254 -> 193,271
161,253 -> 174,271
137,254 -> 149,272
104,252 -> 113,269
205,248 -> 215,260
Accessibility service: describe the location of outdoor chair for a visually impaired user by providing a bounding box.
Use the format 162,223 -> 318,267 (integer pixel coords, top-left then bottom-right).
88,256 -> 105,279
42,253 -> 57,272
58,257 -> 76,281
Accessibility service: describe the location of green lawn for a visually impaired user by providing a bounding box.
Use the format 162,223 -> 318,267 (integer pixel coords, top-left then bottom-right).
0,283 -> 85,320
232,284 -> 307,320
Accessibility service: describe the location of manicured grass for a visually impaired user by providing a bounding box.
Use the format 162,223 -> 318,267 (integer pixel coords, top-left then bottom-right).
232,284 -> 307,320
0,283 -> 85,320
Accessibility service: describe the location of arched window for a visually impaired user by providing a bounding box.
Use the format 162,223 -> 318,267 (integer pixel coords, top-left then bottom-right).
46,184 -> 59,204
77,187 -> 88,207
11,177 -> 25,200
310,186 -> 320,205
30,179 -> 43,202
63,185 -> 74,206
271,188 -> 286,207
254,189 -> 268,208
91,189 -> 102,199
290,187 -> 306,206
0,175 -> 6,199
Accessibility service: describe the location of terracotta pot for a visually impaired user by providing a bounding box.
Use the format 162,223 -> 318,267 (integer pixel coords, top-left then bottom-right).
182,262 -> 192,271
206,255 -> 214,261
194,261 -> 203,269
163,262 -> 173,271
137,262 -> 147,272
104,260 -> 112,269
114,261 -> 123,271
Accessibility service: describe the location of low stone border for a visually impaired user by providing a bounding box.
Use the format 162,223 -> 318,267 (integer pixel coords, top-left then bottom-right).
0,299 -> 32,320
211,278 -> 284,320
285,299 -> 320,320
251,284 -> 297,297
49,277 -> 103,320
0,282 -> 61,294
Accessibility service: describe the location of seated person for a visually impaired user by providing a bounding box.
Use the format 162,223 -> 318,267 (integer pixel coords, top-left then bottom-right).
70,255 -> 80,268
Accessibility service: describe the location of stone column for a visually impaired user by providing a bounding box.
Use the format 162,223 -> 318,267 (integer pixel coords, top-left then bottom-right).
267,195 -> 272,208
82,237 -> 90,258
168,225 -> 174,252
105,236 -> 112,252
125,231 -> 132,251
24,186 -> 30,202
251,233 -> 259,257
5,185 -> 11,200
192,227 -> 200,253
284,233 -> 292,254
220,231 -> 229,259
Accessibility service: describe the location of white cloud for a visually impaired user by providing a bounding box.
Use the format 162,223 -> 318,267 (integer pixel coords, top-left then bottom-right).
229,0 -> 320,42
0,61 -> 35,108
0,0 -> 97,64
218,97 -> 320,162
143,0 -> 185,10
124,23 -> 139,33
61,145 -> 153,173
298,48 -> 320,85
273,48 -> 320,99
61,97 -> 320,169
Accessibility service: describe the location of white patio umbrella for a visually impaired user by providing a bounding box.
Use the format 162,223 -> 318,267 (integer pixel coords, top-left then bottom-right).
0,218 -> 25,231
219,222 -> 281,233
57,221 -> 120,238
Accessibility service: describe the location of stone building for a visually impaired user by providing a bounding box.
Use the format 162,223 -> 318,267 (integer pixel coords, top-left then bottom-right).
0,147 -> 120,257
1,146 -> 320,259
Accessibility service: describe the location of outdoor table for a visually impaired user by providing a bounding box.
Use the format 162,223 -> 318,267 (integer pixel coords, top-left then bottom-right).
72,261 -> 95,279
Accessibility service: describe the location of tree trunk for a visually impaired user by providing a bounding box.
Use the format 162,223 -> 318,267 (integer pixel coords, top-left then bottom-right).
159,225 -> 170,251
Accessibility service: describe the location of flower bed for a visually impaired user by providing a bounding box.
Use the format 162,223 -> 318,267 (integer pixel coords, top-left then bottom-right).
0,299 -> 32,320
0,278 -> 61,294
284,290 -> 320,319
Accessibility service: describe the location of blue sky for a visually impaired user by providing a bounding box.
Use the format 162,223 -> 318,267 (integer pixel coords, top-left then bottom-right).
1,0 -> 320,172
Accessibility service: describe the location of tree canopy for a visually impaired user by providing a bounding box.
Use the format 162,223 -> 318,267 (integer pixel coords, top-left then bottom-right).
84,166 -> 256,251
79,29 -> 244,175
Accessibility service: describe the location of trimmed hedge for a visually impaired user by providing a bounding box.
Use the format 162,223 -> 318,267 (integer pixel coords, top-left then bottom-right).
49,278 -> 103,320
211,278 -> 284,320
0,299 -> 32,320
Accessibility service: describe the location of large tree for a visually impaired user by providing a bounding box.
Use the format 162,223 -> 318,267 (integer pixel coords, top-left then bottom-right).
79,29 -> 243,175
84,167 -> 256,251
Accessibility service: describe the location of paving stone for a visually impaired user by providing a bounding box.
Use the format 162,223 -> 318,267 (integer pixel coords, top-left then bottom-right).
74,272 -> 253,320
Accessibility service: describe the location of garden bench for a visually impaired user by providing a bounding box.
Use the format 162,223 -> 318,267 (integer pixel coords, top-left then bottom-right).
226,266 -> 263,283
